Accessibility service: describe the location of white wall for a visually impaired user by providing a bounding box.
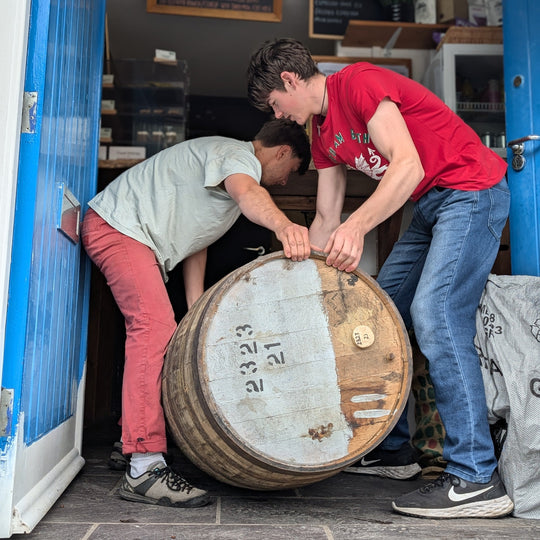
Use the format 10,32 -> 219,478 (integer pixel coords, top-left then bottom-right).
0,1 -> 31,386
335,43 -> 434,83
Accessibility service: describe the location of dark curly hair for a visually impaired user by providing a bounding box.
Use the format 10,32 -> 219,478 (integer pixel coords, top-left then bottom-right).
255,118 -> 311,175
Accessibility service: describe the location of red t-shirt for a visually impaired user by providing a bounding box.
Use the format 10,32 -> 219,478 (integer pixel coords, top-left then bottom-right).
311,63 -> 507,201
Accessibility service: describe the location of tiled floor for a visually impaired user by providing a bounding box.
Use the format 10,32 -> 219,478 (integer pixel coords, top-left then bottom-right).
14,427 -> 540,540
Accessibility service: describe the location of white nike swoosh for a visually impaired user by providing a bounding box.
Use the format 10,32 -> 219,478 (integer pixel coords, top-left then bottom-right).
360,457 -> 381,466
448,485 -> 494,502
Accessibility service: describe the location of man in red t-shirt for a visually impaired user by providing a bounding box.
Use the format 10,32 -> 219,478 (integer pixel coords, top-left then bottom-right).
248,38 -> 513,519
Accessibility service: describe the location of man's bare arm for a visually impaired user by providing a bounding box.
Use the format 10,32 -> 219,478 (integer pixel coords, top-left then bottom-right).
224,174 -> 310,261
309,164 -> 347,251
324,99 -> 424,272
183,247 -> 207,309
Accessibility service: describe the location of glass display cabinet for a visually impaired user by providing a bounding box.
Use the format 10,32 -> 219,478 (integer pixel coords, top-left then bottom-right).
100,58 -> 189,162
423,43 -> 505,157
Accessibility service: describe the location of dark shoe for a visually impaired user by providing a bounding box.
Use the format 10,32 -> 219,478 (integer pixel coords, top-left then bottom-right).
108,441 -> 128,471
119,461 -> 212,508
344,443 -> 421,480
392,470 -> 514,518
418,453 -> 447,480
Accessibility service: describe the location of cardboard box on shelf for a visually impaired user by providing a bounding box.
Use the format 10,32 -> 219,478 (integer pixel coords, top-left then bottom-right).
416,0 -> 437,24
437,0 -> 468,23
108,146 -> 146,161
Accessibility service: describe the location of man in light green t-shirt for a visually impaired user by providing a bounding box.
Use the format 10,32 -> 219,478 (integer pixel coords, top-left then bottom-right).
81,118 -> 312,508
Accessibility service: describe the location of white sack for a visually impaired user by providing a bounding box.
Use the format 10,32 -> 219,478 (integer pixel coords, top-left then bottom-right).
475,273 -> 540,519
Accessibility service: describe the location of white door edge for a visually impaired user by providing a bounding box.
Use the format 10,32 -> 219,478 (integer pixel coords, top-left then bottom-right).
9,365 -> 86,535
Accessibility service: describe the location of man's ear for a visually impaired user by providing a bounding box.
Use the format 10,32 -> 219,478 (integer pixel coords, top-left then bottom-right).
276,145 -> 292,160
280,71 -> 298,90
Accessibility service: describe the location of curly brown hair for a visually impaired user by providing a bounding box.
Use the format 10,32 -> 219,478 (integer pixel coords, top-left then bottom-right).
255,118 -> 311,175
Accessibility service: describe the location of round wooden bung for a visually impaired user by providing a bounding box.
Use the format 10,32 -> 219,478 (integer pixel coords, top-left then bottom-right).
352,325 -> 375,348
162,252 -> 412,490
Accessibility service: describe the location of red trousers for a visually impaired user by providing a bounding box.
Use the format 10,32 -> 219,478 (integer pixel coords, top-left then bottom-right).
81,209 -> 176,455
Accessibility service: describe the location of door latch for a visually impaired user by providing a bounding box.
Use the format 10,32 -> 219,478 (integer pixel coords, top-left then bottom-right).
508,135 -> 540,172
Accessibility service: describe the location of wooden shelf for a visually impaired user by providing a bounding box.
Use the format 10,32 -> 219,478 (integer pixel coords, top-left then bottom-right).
437,25 -> 502,49
98,159 -> 144,169
343,20 -> 450,49
267,168 -> 376,200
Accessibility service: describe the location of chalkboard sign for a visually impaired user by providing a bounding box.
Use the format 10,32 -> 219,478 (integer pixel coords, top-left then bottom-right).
147,0 -> 282,22
309,0 -> 384,39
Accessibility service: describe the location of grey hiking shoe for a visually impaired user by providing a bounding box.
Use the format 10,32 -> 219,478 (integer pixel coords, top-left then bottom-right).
392,470 -> 514,518
344,442 -> 421,480
119,461 -> 211,508
108,441 -> 128,471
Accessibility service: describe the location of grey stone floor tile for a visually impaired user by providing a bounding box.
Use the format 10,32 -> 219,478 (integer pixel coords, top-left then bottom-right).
7,522 -> 94,539
66,470 -> 123,492
219,496 -> 393,525
87,523 -> 329,539
297,472 -> 425,499
203,480 -> 298,498
330,518 -> 540,539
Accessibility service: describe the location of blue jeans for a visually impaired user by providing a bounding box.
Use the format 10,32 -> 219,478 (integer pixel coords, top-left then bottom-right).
376,179 -> 510,483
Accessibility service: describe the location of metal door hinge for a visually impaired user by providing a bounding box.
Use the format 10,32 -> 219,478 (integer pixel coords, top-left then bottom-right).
21,91 -> 38,134
1,388 -> 14,436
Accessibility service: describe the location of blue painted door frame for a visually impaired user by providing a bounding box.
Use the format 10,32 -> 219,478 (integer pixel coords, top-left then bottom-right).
1,0 -> 105,534
2,0 -> 105,452
503,0 -> 540,276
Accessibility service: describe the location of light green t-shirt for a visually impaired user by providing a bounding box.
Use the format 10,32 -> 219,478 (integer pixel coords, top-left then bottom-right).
88,137 -> 261,280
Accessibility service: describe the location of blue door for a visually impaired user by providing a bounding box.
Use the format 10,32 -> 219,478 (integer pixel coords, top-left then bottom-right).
503,0 -> 540,276
0,0 -> 105,536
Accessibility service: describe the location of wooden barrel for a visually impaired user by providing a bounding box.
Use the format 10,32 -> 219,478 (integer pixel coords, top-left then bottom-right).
162,252 -> 412,490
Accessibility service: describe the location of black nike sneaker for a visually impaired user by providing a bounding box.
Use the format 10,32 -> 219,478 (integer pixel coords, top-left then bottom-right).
343,442 -> 421,480
392,470 -> 514,518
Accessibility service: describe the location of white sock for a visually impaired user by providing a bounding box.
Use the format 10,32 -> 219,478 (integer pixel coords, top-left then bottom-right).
129,452 -> 166,477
